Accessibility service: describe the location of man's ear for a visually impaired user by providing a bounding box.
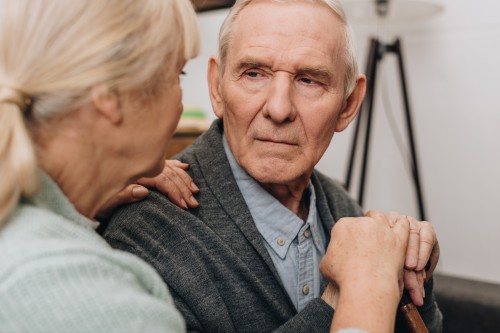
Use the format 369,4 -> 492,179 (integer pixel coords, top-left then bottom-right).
207,56 -> 224,119
91,83 -> 122,124
335,74 -> 367,132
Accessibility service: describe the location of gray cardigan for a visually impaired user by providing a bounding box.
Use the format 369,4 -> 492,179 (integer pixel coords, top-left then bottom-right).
104,120 -> 442,333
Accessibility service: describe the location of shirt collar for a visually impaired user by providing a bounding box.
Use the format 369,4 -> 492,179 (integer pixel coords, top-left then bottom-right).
222,136 -> 323,258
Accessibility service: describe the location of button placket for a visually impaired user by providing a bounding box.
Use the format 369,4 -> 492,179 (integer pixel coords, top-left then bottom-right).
297,223 -> 315,311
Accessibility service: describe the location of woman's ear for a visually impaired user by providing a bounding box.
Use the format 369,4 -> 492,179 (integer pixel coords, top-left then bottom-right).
91,83 -> 122,124
335,74 -> 367,132
207,56 -> 224,119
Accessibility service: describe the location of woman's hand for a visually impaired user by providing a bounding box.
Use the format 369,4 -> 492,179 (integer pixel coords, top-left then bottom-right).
96,160 -> 199,220
136,160 -> 199,209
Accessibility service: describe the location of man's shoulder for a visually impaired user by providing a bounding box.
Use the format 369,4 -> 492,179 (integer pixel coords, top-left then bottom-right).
105,190 -> 194,239
103,120 -> 240,250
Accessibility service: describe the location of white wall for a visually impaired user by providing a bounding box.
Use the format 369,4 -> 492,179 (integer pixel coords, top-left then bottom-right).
181,0 -> 500,284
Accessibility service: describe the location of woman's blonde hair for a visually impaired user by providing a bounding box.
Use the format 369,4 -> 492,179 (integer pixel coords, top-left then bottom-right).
217,0 -> 359,99
0,0 -> 200,225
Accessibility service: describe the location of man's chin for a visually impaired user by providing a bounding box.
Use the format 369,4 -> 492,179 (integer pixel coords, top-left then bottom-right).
247,164 -> 304,186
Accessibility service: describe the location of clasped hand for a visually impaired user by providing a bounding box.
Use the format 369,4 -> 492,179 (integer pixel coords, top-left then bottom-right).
320,210 -> 439,308
97,160 -> 199,220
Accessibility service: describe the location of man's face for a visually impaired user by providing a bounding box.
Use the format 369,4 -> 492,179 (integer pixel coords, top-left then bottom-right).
210,0 -> 362,188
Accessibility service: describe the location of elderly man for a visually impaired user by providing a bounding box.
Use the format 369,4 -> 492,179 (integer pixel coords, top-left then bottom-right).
104,0 -> 442,332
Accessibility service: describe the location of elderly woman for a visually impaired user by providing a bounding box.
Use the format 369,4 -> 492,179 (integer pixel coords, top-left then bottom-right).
0,0 -> 199,331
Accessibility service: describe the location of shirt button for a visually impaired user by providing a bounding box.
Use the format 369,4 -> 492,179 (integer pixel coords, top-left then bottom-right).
277,238 -> 286,246
303,229 -> 311,238
302,284 -> 310,295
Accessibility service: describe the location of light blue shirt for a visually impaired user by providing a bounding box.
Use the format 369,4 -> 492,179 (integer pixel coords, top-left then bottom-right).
223,137 -> 327,311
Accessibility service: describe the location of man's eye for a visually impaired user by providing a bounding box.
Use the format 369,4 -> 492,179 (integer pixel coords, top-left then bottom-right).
177,70 -> 188,83
299,77 -> 315,85
245,71 -> 260,78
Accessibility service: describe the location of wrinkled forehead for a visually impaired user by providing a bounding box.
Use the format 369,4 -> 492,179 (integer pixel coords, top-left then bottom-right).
227,0 -> 346,71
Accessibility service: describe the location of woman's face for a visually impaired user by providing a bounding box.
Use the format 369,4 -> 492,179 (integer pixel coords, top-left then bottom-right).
123,59 -> 186,179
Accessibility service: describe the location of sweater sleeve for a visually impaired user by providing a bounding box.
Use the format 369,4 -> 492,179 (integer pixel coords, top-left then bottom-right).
273,298 -> 333,333
415,277 -> 443,333
0,246 -> 185,333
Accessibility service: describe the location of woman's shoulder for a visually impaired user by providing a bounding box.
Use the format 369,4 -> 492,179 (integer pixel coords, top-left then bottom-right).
0,202 -> 183,332
0,202 -> 164,282
1,202 -> 102,253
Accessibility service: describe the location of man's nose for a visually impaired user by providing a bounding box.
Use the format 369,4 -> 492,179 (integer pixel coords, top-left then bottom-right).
262,75 -> 296,123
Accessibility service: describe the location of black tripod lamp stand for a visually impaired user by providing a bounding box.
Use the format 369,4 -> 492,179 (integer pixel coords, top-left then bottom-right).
342,0 -> 443,221
343,23 -> 427,221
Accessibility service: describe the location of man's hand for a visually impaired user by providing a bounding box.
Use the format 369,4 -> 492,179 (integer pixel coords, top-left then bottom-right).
404,214 -> 439,306
96,160 -> 199,220
366,211 -> 440,307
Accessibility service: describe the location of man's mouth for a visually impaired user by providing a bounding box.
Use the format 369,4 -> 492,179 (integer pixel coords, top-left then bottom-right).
255,137 -> 298,146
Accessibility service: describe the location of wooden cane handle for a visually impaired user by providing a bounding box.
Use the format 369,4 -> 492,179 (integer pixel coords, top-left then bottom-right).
399,302 -> 429,333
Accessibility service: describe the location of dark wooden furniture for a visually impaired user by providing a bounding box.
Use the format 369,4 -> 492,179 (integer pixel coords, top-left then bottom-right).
191,0 -> 234,12
165,125 -> 207,158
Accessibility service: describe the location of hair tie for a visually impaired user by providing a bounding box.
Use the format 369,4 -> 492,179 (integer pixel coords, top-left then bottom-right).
0,81 -> 33,113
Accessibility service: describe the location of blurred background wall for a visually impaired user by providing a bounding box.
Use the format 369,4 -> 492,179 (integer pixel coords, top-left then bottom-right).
181,0 -> 500,285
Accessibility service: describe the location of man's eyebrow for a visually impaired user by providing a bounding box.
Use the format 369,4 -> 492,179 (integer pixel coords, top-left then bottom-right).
235,58 -> 269,72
